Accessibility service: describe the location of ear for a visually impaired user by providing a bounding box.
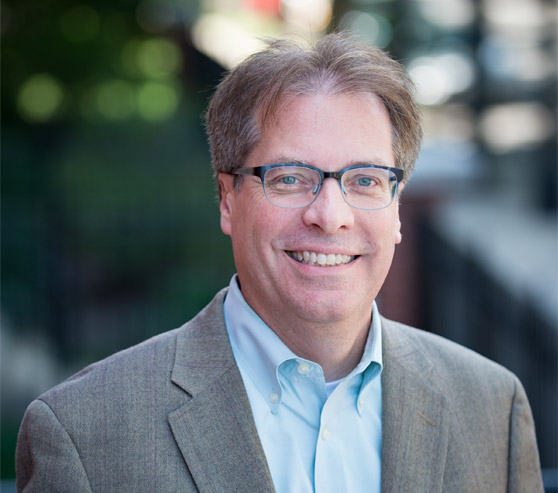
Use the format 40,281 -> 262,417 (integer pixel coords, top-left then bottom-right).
394,182 -> 404,244
394,218 -> 402,244
218,173 -> 235,236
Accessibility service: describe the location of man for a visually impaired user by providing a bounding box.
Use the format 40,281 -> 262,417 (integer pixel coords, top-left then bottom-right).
16,33 -> 543,492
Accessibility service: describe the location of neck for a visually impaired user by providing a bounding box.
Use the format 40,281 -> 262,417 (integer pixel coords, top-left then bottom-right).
268,314 -> 372,382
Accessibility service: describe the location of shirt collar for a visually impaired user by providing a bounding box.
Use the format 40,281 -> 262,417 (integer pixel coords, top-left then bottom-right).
224,274 -> 382,412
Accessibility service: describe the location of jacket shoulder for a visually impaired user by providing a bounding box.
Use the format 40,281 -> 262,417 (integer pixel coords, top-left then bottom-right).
381,317 -> 518,394
380,321 -> 543,491
17,289 -> 233,492
38,328 -> 180,413
37,288 -> 230,408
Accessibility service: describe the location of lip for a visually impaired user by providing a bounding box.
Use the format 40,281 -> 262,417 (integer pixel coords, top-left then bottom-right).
282,245 -> 358,256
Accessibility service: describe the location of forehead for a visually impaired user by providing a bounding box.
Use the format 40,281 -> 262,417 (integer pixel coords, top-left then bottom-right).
248,92 -> 394,169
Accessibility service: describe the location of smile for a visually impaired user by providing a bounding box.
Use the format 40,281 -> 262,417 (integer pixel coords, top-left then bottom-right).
286,250 -> 357,267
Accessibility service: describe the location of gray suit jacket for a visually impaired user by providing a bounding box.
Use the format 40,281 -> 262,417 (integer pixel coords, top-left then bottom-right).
16,289 -> 543,492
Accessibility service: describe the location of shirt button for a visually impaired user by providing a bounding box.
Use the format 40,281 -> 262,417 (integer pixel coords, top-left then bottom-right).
269,392 -> 279,403
321,427 -> 330,441
358,397 -> 364,412
297,362 -> 310,375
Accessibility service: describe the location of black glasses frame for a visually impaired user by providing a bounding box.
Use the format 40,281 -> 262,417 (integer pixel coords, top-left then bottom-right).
231,163 -> 404,210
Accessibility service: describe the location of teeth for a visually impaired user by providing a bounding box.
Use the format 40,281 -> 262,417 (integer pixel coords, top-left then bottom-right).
287,250 -> 356,267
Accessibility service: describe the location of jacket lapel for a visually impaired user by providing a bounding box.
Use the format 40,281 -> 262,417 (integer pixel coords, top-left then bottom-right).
381,318 -> 449,492
168,289 -> 275,493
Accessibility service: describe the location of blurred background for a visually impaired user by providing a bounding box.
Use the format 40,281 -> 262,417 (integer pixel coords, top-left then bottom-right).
1,0 -> 556,488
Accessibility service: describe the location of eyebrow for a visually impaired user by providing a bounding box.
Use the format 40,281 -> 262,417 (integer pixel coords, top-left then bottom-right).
269,157 -> 394,169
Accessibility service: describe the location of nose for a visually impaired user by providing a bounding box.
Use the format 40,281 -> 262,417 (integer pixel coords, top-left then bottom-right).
301,178 -> 355,234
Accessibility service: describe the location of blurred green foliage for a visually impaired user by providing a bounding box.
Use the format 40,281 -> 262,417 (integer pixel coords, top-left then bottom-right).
2,0 -> 235,349
2,1 -> 233,479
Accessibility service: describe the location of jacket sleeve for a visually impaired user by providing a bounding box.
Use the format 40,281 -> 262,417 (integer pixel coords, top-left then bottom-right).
16,399 -> 93,493
507,377 -> 544,493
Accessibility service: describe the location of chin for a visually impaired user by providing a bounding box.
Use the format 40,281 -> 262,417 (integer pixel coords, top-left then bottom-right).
291,294 -> 359,324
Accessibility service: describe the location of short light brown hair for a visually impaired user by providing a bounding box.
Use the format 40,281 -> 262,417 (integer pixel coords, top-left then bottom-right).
205,32 -> 422,197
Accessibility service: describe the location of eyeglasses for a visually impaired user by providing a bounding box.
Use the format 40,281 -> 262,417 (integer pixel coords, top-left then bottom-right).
231,163 -> 404,210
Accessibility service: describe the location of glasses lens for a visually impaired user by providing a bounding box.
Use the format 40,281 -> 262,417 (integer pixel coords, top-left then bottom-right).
263,165 -> 321,208
341,167 -> 398,210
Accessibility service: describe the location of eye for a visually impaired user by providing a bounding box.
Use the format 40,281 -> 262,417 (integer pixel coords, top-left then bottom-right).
264,166 -> 319,194
356,176 -> 374,187
281,175 -> 299,185
350,174 -> 380,188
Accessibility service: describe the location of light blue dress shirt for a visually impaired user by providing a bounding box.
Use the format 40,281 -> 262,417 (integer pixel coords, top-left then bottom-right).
224,275 -> 383,493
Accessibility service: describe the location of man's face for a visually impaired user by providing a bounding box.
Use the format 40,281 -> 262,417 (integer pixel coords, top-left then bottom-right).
219,92 -> 402,333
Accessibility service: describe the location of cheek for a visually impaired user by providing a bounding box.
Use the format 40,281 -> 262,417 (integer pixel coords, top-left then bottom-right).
230,195 -> 275,248
227,187 -> 263,229
361,209 -> 401,242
